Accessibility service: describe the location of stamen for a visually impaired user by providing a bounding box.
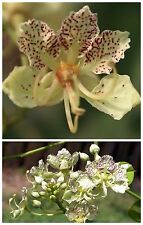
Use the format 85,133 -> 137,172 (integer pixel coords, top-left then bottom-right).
64,91 -> 79,134
77,79 -> 103,100
66,82 -> 85,115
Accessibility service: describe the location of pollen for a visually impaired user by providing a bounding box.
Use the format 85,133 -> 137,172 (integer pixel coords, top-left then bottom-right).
56,62 -> 79,87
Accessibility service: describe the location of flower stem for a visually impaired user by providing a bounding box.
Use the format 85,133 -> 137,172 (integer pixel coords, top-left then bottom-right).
3,142 -> 65,160
126,190 -> 141,200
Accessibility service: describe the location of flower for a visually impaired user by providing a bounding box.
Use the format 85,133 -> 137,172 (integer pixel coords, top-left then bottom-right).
3,6 -> 140,133
63,172 -> 95,204
65,200 -> 98,223
9,144 -> 135,222
86,154 -> 130,196
47,148 -> 79,170
9,187 -> 27,218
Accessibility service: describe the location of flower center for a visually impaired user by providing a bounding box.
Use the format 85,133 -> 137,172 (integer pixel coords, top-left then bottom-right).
56,62 -> 79,87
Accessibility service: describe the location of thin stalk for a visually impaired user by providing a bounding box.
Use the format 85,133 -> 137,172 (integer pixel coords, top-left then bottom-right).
3,142 -> 65,160
126,190 -> 141,200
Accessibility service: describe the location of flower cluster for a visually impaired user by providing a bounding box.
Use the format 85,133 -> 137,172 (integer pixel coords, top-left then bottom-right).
3,6 -> 140,133
9,144 -> 134,223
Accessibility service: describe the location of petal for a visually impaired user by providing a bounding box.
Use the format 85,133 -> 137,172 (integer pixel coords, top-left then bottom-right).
84,30 -> 130,74
3,66 -> 37,108
33,71 -> 63,106
111,183 -> 128,193
59,6 -> 99,55
18,19 -> 56,70
84,73 -> 140,119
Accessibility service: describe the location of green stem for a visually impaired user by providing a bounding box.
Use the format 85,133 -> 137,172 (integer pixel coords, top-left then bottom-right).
55,199 -> 66,214
3,142 -> 65,160
126,190 -> 141,200
26,205 -> 63,217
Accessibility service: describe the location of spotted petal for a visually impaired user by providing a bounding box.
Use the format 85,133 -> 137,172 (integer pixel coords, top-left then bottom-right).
3,66 -> 38,108
83,73 -> 140,120
3,66 -> 63,108
59,6 -> 99,56
84,30 -> 130,74
18,19 -> 56,70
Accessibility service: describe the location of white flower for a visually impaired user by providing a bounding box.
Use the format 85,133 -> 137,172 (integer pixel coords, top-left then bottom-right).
3,6 -> 140,133
47,148 -> 79,170
65,200 -> 98,223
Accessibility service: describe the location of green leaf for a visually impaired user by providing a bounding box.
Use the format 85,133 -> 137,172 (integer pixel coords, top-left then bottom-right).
128,200 -> 141,222
119,162 -> 135,185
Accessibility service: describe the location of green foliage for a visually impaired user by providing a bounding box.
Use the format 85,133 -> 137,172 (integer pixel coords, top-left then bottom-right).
128,200 -> 141,222
119,162 -> 135,185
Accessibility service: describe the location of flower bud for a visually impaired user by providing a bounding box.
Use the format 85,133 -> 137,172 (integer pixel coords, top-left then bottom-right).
89,144 -> 100,154
39,191 -> 46,196
32,200 -> 41,207
50,195 -> 56,201
53,190 -> 58,195
79,152 -> 89,161
60,183 -> 67,189
31,191 -> 40,198
35,176 -> 43,184
70,171 -> 79,179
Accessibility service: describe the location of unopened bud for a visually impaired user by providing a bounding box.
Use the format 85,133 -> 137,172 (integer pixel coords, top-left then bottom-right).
70,171 -> 79,179
32,200 -> 41,207
50,195 -> 56,201
79,152 -> 89,161
39,191 -> 46,196
53,190 -> 58,195
90,144 -> 100,154
31,191 -> 39,198
60,183 -> 67,189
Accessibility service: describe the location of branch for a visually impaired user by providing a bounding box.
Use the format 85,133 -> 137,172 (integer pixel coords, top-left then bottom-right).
3,141 -> 65,160
126,189 -> 141,200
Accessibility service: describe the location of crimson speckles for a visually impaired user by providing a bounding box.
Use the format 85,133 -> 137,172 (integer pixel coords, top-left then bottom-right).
18,19 -> 55,70
59,6 -> 99,54
84,30 -> 130,74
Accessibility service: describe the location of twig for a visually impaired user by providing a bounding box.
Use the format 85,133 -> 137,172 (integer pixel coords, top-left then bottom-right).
3,141 -> 65,160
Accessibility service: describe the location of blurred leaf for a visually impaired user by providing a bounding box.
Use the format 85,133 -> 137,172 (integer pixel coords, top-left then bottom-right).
119,162 -> 135,185
128,200 -> 141,222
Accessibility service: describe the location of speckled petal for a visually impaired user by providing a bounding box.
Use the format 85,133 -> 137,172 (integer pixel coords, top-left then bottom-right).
84,30 -> 130,74
84,73 -> 140,119
3,66 -> 38,108
18,19 -> 56,70
3,66 -> 63,108
59,6 -> 99,55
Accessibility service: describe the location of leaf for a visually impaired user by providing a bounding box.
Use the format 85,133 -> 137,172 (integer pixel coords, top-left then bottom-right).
119,162 -> 135,185
128,200 -> 141,222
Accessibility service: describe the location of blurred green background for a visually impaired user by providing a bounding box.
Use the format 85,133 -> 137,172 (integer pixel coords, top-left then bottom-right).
3,2 -> 140,139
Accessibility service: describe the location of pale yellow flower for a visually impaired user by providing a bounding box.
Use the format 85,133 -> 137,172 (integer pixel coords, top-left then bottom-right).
3,6 -> 140,133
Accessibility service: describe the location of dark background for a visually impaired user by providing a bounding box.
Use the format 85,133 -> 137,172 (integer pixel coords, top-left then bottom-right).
3,141 -> 140,190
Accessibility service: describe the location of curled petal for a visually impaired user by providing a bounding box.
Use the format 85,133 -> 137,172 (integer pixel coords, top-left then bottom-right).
84,73 -> 140,120
59,6 -> 99,55
3,67 -> 63,108
18,19 -> 55,70
33,72 -> 63,106
84,30 -> 130,74
3,66 -> 37,108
